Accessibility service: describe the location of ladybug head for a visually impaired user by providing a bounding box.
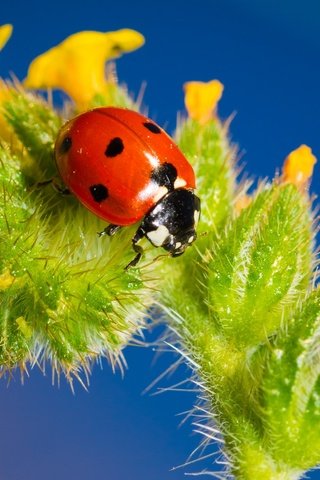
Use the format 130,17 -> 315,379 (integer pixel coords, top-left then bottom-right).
140,189 -> 200,256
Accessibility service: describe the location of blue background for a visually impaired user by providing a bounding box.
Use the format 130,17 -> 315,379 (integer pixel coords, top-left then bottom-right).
1,1 -> 320,479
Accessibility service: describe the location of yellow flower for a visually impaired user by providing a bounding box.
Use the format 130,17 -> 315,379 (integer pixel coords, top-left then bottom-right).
282,144 -> 317,188
184,80 -> 224,123
24,28 -> 145,108
0,24 -> 12,51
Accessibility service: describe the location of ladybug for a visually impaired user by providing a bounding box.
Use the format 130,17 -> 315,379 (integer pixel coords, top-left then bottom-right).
54,107 -> 201,268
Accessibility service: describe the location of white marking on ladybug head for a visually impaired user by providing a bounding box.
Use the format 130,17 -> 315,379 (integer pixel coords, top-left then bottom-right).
146,225 -> 170,247
188,236 -> 194,244
194,210 -> 200,226
175,242 -> 182,249
174,177 -> 187,189
138,183 -> 167,202
153,186 -> 169,203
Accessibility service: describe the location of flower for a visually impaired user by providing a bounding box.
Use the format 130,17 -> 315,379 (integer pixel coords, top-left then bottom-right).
184,79 -> 224,123
282,144 -> 317,188
0,24 -> 12,51
24,28 -> 145,108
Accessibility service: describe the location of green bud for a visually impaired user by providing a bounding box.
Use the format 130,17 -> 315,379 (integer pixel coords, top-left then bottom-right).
4,91 -> 62,180
176,118 -> 236,231
263,290 -> 320,470
207,183 -> 313,347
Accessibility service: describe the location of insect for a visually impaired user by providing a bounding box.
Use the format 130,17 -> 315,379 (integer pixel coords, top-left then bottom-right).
54,107 -> 201,268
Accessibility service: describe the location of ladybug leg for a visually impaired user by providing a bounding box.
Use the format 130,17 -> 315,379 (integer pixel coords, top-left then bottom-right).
125,245 -> 143,270
98,224 -> 122,237
125,227 -> 145,270
35,179 -> 54,188
53,182 -> 71,195
35,178 -> 71,195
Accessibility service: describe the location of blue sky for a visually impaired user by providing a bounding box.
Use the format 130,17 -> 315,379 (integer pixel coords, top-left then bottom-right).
1,1 -> 320,479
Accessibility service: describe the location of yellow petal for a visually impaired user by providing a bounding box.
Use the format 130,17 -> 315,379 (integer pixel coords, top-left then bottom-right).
0,24 -> 12,51
24,28 -> 145,107
184,80 -> 224,123
282,144 -> 317,188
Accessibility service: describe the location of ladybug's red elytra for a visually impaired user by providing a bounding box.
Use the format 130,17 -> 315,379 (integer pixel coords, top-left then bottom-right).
54,107 -> 201,268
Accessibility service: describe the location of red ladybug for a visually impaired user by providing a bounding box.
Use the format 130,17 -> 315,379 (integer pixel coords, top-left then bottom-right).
54,107 -> 200,267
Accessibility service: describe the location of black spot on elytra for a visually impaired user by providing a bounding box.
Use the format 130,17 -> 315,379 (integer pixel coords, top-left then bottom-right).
89,184 -> 109,203
143,122 -> 161,134
59,136 -> 72,154
151,162 -> 177,190
105,137 -> 124,157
